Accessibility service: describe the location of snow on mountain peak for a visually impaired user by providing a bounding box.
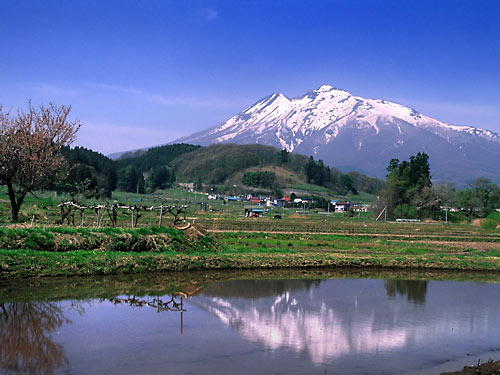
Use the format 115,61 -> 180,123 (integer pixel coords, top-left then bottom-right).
171,84 -> 500,185
317,84 -> 334,92
177,84 -> 500,153
212,85 -> 498,148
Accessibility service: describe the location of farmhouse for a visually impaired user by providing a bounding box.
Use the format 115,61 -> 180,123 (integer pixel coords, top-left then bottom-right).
244,206 -> 264,218
273,198 -> 288,207
333,201 -> 351,213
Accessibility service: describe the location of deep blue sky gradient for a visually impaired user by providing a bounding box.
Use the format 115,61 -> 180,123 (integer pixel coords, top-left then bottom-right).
1,0 -> 499,154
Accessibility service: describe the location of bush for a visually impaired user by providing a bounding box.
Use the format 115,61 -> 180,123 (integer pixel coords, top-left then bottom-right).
487,211 -> 500,222
394,204 -> 416,219
445,211 -> 467,223
482,211 -> 500,229
24,230 -> 55,251
481,218 -> 499,230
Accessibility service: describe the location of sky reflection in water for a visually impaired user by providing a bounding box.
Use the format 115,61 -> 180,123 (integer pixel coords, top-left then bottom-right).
1,277 -> 500,375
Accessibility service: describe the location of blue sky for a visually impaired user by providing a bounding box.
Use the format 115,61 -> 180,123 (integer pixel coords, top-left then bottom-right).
1,0 -> 499,155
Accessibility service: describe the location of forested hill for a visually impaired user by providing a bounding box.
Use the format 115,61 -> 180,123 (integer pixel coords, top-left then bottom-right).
169,144 -> 385,195
59,146 -> 117,198
60,143 -> 384,196
111,144 -> 201,193
58,144 -> 200,196
116,144 -> 201,172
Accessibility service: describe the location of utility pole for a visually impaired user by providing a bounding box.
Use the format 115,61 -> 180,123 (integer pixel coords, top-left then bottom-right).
184,185 -> 189,223
376,206 -> 387,221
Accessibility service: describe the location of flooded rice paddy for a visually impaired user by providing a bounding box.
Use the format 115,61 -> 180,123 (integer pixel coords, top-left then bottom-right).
1,270 -> 500,375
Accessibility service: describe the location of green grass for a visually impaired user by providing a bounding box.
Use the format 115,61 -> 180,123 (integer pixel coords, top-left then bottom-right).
288,183 -> 333,194
0,226 -> 220,256
2,188 -> 500,279
3,229 -> 500,277
347,191 -> 375,203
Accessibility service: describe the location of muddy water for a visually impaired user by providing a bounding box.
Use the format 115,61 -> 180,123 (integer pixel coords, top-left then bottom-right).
1,271 -> 500,374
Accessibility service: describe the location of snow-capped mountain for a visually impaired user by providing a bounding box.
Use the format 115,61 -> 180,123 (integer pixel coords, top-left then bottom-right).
175,85 -> 500,184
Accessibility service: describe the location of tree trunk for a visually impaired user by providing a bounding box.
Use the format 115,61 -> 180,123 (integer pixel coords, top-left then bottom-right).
6,182 -> 25,222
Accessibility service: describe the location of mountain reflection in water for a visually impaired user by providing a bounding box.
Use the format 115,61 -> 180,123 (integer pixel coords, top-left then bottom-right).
1,275 -> 500,375
193,279 -> 497,366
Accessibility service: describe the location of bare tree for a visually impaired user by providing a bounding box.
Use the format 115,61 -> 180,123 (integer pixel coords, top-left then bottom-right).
0,103 -> 81,221
0,302 -> 70,375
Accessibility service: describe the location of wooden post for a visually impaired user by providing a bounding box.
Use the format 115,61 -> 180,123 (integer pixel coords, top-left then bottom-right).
180,296 -> 184,335
159,205 -> 163,227
98,208 -> 104,227
108,205 -> 118,227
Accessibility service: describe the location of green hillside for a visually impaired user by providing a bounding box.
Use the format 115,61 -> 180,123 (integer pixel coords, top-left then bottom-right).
59,146 -> 117,198
114,144 -> 201,193
169,143 -> 384,196
170,144 -> 292,184
116,143 -> 201,171
59,143 -> 384,198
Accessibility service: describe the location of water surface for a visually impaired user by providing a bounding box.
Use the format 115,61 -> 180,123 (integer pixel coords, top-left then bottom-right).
1,270 -> 500,374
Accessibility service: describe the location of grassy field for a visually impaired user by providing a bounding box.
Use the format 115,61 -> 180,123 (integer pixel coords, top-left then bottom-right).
0,186 -> 375,226
1,187 -> 499,278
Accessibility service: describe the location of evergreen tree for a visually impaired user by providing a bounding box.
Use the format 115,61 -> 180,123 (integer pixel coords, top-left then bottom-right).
117,166 -> 144,193
147,166 -> 168,190
383,152 -> 432,219
102,164 -> 117,198
279,149 -> 290,163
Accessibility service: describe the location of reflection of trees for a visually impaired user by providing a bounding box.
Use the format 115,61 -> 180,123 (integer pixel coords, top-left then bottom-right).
384,280 -> 428,305
0,302 -> 70,375
107,295 -> 186,312
107,295 -> 187,334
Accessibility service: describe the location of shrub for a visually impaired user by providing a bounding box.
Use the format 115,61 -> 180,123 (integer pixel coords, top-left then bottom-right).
24,230 -> 55,251
394,204 -> 416,219
481,218 -> 498,230
487,211 -> 500,222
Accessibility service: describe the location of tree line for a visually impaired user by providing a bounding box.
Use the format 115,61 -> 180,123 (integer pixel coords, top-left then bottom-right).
304,156 -> 384,195
242,171 -> 276,189
55,144 -> 198,197
379,152 -> 500,221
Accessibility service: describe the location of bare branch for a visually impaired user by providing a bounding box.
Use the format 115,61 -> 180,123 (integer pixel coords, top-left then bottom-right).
0,103 -> 81,220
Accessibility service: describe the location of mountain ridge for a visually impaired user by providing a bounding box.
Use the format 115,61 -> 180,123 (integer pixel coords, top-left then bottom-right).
174,85 -> 500,185
176,84 -> 500,148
